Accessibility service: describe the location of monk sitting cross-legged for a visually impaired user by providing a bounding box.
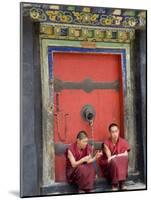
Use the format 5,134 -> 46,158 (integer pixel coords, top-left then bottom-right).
65,130 -> 102,193
98,123 -> 130,191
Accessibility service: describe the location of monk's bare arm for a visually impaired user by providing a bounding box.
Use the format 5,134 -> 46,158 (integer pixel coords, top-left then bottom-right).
103,144 -> 118,162
117,151 -> 128,157
67,150 -> 90,168
104,144 -> 112,159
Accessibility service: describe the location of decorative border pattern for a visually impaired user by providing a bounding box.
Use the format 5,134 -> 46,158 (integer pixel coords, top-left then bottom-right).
22,3 -> 146,29
40,24 -> 135,42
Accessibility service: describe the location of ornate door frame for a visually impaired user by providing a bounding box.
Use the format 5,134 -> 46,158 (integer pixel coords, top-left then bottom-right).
40,36 -> 136,187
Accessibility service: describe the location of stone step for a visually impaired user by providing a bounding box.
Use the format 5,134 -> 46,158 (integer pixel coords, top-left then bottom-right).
40,173 -> 146,195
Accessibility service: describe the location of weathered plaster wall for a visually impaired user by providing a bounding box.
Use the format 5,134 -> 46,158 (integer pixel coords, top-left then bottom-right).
133,29 -> 146,181
20,18 -> 42,197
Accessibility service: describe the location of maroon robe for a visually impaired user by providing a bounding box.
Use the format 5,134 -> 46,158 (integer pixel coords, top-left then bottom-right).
98,137 -> 130,184
65,142 -> 96,191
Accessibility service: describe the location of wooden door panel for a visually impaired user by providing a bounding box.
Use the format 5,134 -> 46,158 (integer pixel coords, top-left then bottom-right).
53,52 -> 123,182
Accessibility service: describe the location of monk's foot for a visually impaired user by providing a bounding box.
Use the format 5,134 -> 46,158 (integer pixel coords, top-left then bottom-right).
119,181 -> 127,190
84,189 -> 92,193
112,184 -> 119,191
78,190 -> 85,194
120,185 -> 127,190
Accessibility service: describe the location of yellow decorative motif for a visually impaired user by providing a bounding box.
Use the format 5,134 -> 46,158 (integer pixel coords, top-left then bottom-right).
74,30 -> 81,37
91,14 -> 99,22
40,24 -> 135,42
83,7 -> 91,13
106,31 -> 112,39
40,26 -> 54,35
113,16 -> 123,25
82,29 -> 88,37
83,14 -> 91,23
122,17 -> 137,27
46,11 -> 59,21
46,11 -> 72,23
100,15 -> 123,26
60,15 -> 68,23
128,17 -> 137,27
94,30 -> 105,39
73,12 -> 83,22
30,8 -> 40,19
82,29 -> 93,38
28,6 -> 146,29
54,27 -> 61,36
118,31 -> 129,41
69,28 -> 81,37
69,28 -> 74,36
73,12 -> 98,24
30,8 -> 47,21
49,5 -> 60,10
100,16 -> 112,26
112,9 -> 122,15
94,30 -> 100,36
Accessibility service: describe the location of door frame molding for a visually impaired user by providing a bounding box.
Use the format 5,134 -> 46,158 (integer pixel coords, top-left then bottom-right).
40,38 -> 136,187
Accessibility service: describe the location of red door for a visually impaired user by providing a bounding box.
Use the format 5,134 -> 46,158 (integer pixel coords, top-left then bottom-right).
53,52 -> 124,182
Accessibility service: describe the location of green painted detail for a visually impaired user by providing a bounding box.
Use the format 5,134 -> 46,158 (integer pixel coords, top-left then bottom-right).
123,10 -> 136,17
40,38 -> 130,49
137,11 -> 146,27
67,6 -> 75,11
49,5 -> 60,10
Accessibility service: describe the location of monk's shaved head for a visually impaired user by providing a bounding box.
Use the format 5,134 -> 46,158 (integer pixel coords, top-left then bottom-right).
76,130 -> 88,140
108,123 -> 119,132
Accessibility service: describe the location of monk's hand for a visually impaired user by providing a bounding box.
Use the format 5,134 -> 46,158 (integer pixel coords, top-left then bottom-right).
108,155 -> 116,163
82,155 -> 91,163
94,150 -> 103,160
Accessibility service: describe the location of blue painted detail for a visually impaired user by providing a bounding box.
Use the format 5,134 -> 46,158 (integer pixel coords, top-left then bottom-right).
92,7 -> 106,14
48,51 -> 53,80
60,27 -> 68,36
48,46 -> 127,95
112,31 -> 117,39
75,6 -> 83,12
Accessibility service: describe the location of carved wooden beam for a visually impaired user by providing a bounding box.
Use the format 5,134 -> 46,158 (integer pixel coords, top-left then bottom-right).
22,3 -> 146,29
40,23 -> 135,42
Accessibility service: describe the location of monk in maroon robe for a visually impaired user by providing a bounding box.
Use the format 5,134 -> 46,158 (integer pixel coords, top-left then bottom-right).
98,123 -> 130,191
65,130 -> 102,193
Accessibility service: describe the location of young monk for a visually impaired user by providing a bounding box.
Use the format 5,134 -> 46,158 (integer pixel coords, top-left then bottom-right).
98,123 -> 130,191
65,130 -> 102,193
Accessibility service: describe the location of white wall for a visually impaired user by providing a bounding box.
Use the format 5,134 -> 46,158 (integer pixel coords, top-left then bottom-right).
0,0 -> 150,200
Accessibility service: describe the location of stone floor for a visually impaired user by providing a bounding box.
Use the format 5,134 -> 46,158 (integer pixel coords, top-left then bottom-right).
41,180 -> 146,196
93,180 -> 146,193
